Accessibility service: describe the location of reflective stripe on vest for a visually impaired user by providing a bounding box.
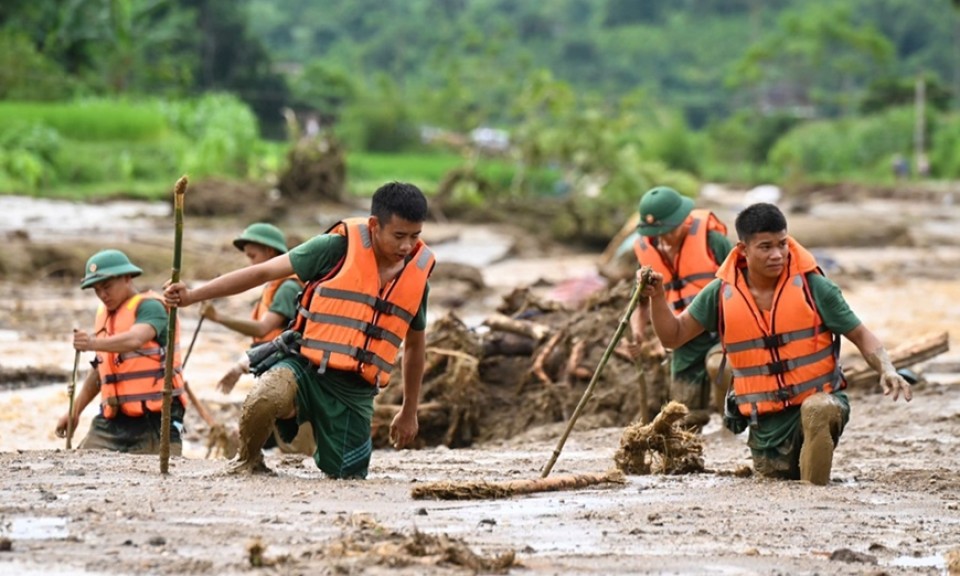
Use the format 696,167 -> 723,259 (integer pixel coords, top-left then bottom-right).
634,209 -> 726,312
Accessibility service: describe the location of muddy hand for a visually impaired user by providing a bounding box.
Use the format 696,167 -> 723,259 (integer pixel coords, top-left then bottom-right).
73,329 -> 94,351
615,337 -> 644,361
163,281 -> 191,308
638,269 -> 664,299
56,412 -> 77,439
880,369 -> 912,402
200,301 -> 218,322
389,410 -> 418,449
216,363 -> 244,394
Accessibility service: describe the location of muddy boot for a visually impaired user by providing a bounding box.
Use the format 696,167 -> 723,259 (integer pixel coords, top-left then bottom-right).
799,393 -> 844,486
227,366 -> 298,475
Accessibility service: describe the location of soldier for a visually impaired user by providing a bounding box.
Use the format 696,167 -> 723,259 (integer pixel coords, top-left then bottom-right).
56,250 -> 186,454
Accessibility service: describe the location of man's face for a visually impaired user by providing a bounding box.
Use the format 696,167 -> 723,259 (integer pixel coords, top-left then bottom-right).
742,230 -> 789,281
92,275 -> 133,312
369,214 -> 423,266
243,243 -> 277,266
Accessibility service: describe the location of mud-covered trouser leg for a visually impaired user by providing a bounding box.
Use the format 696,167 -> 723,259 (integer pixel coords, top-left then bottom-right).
799,392 -> 844,485
705,344 -> 733,416
669,376 -> 711,431
233,366 -> 298,471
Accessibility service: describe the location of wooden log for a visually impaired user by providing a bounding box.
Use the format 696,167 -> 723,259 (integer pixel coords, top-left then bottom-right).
483,313 -> 552,342
411,470 -> 626,500
529,330 -> 565,386
842,331 -> 949,388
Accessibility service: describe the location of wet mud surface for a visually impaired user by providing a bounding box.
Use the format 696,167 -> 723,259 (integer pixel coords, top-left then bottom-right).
2,188 -> 960,574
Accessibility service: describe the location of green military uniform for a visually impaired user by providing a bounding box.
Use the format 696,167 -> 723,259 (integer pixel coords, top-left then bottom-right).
687,273 -> 858,475
272,233 -> 428,479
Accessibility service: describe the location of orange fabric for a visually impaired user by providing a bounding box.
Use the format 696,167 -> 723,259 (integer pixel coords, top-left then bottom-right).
717,237 -> 844,418
634,209 -> 727,312
93,291 -> 185,419
251,274 -> 302,345
296,218 -> 434,388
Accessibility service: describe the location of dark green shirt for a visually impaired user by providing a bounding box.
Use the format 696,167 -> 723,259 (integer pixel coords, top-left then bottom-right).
670,230 -> 734,375
135,298 -> 169,343
266,278 -> 302,321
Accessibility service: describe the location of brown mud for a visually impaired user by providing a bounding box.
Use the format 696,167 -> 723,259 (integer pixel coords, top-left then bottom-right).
1,184 -> 959,574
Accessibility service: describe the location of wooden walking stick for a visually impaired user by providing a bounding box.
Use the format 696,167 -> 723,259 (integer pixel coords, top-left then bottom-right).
65,350 -> 80,449
160,176 -> 188,474
182,315 -> 204,370
541,267 -> 652,478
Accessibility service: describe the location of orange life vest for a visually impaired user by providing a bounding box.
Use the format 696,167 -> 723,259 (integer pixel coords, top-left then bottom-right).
717,237 -> 844,421
94,291 -> 186,419
634,209 -> 727,312
251,275 -> 303,345
295,218 -> 435,388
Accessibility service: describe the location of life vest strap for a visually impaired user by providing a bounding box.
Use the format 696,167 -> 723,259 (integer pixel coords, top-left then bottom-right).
734,370 -> 840,406
296,306 -> 404,347
315,287 -> 415,324
732,344 -> 834,378
103,367 -> 182,384
300,339 -> 394,373
663,271 -> 716,292
725,324 -> 828,354
102,387 -> 184,407
116,344 -> 180,362
670,295 -> 695,312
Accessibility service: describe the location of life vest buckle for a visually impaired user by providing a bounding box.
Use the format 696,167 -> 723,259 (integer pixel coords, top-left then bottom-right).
364,325 -> 387,340
373,298 -> 393,313
355,349 -> 377,365
762,334 -> 784,349
767,359 -> 789,375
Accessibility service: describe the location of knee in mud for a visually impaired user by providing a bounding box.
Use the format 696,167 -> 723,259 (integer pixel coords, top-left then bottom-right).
243,367 -> 298,415
801,393 -> 844,448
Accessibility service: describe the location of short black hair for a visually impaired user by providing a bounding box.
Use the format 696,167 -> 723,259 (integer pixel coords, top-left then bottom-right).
735,203 -> 787,241
371,182 -> 428,224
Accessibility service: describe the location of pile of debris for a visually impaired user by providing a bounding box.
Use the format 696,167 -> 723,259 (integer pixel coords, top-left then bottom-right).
372,280 -> 670,449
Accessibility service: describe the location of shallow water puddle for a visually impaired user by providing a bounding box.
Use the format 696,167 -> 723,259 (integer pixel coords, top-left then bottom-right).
886,553 -> 945,569
6,516 -> 68,540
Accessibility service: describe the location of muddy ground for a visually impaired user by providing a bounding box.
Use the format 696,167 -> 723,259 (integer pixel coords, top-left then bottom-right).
1,184 -> 959,575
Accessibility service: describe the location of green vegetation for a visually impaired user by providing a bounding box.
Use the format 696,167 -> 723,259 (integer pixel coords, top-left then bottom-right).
2,0 -> 960,203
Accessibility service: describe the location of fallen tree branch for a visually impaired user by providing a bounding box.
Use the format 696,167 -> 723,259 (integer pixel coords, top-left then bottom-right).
484,313 -> 552,342
529,330 -> 565,386
843,331 -> 949,388
411,470 -> 625,500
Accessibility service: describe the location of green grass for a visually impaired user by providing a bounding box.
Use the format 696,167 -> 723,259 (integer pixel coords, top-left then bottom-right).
346,151 -> 464,194
0,100 -> 169,142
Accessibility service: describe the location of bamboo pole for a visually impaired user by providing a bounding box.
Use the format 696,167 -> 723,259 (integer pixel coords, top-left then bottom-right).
65,350 -> 80,449
411,470 -> 625,501
541,267 -> 651,478
160,176 -> 188,474
182,315 -> 204,370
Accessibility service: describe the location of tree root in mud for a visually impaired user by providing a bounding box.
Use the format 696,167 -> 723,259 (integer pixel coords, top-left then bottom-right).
410,470 -> 625,501
306,514 -> 517,573
614,401 -> 705,475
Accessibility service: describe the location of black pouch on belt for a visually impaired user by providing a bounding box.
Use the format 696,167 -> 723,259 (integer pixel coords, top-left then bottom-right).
247,330 -> 302,377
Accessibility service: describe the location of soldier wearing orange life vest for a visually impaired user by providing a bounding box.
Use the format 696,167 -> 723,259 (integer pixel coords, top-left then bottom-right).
56,250 -> 187,455
625,186 -> 733,428
641,203 -> 913,485
199,223 -> 302,394
163,182 -> 433,479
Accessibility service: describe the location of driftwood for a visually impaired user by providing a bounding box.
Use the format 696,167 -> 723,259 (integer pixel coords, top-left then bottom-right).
843,331 -> 949,388
529,330 -> 565,386
411,470 -> 625,501
483,313 -> 552,342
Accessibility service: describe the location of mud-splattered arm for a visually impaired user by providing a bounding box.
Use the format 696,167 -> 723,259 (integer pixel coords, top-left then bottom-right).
844,324 -> 912,402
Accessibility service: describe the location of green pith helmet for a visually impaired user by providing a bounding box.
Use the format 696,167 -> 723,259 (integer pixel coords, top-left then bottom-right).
233,222 -> 288,254
636,186 -> 695,237
80,249 -> 143,289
